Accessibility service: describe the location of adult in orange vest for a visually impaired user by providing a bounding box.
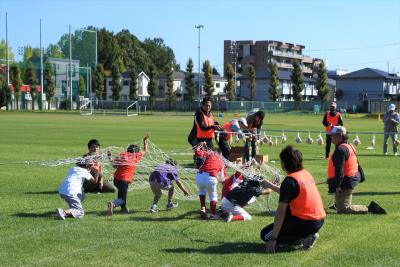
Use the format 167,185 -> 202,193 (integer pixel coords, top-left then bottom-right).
217,118 -> 248,159
260,145 -> 326,253
188,96 -> 221,149
327,126 -> 386,214
322,102 -> 343,159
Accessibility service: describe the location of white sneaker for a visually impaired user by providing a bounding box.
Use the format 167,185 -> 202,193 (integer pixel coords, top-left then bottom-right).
226,213 -> 233,223
394,153 -> 398,157
302,233 -> 319,250
384,152 -> 388,156
56,208 -> 65,220
149,205 -> 158,213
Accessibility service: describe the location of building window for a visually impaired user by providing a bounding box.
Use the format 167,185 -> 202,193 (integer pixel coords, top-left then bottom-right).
108,80 -> 112,86
123,80 -> 129,86
216,83 -> 220,88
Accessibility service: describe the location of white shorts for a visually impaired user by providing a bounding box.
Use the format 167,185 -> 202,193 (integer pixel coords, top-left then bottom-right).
196,172 -> 218,202
221,197 -> 252,220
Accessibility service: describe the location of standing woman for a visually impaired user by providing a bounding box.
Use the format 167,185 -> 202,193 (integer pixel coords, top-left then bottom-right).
260,145 -> 326,253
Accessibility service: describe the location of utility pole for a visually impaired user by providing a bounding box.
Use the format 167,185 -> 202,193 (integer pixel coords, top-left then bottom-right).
40,19 -> 44,110
69,25 -> 73,110
195,24 -> 203,103
5,12 -> 9,94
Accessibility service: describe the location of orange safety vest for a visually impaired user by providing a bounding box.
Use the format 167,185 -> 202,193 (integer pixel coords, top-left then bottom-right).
325,112 -> 341,133
288,170 -> 326,220
196,112 -> 215,139
221,121 -> 234,140
327,143 -> 358,179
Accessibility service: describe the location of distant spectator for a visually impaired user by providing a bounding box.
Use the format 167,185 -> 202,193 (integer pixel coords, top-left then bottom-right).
244,111 -> 265,162
383,104 -> 399,156
322,102 -> 343,159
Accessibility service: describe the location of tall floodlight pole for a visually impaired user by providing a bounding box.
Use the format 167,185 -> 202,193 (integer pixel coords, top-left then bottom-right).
40,19 -> 44,110
80,28 -> 97,111
69,25 -> 73,110
195,24 -> 203,102
6,12 -> 9,92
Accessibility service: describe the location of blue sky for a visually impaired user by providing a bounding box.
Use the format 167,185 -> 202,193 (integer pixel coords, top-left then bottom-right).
1,0 -> 399,74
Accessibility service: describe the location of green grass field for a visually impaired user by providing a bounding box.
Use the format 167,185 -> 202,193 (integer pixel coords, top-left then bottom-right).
0,111 -> 399,267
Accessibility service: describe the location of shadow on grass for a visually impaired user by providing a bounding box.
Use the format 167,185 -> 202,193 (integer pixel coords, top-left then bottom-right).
353,191 -> 400,196
163,241 -> 297,254
250,210 -> 276,217
130,210 -> 200,222
12,211 -> 55,218
25,190 -> 58,195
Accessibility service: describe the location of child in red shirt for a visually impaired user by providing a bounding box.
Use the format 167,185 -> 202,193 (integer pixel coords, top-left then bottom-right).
107,134 -> 149,215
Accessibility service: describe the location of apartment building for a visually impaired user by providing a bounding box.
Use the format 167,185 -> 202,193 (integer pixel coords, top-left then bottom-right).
48,57 -> 80,101
224,40 -> 321,78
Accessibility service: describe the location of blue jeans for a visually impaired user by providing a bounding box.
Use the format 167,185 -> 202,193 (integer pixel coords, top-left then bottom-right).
245,139 -> 257,162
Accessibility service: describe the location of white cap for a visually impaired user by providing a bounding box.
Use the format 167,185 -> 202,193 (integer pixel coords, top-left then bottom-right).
238,118 -> 248,127
329,126 -> 347,135
388,104 -> 396,111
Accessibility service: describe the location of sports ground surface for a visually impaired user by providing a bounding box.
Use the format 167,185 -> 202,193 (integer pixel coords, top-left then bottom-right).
0,111 -> 399,266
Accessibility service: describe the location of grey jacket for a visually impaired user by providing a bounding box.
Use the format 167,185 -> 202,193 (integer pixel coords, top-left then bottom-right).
384,111 -> 399,133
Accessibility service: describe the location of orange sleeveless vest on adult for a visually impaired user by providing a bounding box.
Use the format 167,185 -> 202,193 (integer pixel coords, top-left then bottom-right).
221,121 -> 234,140
196,112 -> 215,139
288,170 -> 326,220
325,112 -> 341,133
327,143 -> 359,179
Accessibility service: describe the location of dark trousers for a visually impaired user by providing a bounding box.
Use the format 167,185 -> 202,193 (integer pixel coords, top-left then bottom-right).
114,179 -> 130,210
197,138 -> 213,149
218,139 -> 230,159
260,214 -> 324,245
245,139 -> 257,162
325,134 -> 332,158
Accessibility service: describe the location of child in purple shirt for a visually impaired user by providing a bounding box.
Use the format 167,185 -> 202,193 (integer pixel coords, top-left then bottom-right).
149,159 -> 189,212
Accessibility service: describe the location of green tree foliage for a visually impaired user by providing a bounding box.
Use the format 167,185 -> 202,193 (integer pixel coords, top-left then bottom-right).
93,63 -> 105,100
44,61 -> 56,109
142,38 -> 178,72
166,64 -> 175,109
53,27 -> 178,83
10,64 -> 22,110
226,64 -> 235,101
79,75 -> 86,96
202,60 -> 214,97
23,46 -> 41,62
129,69 -> 138,101
147,64 -> 158,106
24,62 -> 39,110
269,64 -> 280,101
46,44 -> 64,58
185,58 -> 195,102
0,39 -> 15,61
115,29 -> 150,74
111,64 -> 121,101
248,65 -> 256,101
58,27 -> 97,68
316,61 -> 330,106
291,61 -> 304,103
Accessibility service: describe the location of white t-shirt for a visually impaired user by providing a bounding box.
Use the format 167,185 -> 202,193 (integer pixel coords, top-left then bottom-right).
59,166 -> 92,196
